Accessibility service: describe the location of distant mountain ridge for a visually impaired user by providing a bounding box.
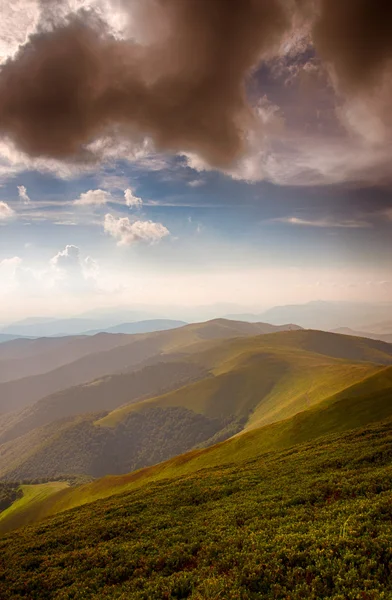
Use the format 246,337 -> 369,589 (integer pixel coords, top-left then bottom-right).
82,319 -> 187,335
0,319 -> 302,414
359,320 -> 392,335
4,300 -> 390,336
332,327 -> 392,344
0,328 -> 391,482
0,333 -> 132,384
226,300 -> 392,330
0,334 -> 28,344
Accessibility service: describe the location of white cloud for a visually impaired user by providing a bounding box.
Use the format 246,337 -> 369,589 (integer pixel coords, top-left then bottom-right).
17,185 -> 31,204
104,214 -> 170,246
124,187 -> 142,208
0,256 -> 22,271
0,245 -> 103,305
50,245 -> 81,270
0,0 -> 39,64
0,135 -> 172,185
0,256 -> 41,296
0,201 -> 15,220
50,244 -> 100,292
87,136 -> 169,171
0,138 -> 87,183
183,153 -> 211,173
0,257 -> 21,294
74,189 -> 112,206
83,255 -> 100,280
273,216 -> 372,229
53,220 -> 78,226
188,179 -> 205,188
181,86 -> 392,187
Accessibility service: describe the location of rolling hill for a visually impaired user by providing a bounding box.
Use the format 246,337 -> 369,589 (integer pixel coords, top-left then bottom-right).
82,319 -> 188,335
332,327 -> 392,344
360,319 -> 392,334
0,333 -> 133,383
1,356 -> 391,536
228,300 -> 392,330
0,329 -> 391,484
1,418 -> 392,598
0,319 -> 302,414
0,359 -> 210,444
1,317 -> 121,337
0,334 -> 27,344
97,335 -> 381,432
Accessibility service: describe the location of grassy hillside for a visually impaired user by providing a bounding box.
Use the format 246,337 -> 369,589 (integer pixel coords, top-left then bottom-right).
0,407 -> 234,483
1,420 -> 392,598
0,329 -> 389,485
1,359 -> 392,532
99,355 -> 376,431
0,332 -> 134,383
98,329 -> 388,430
0,483 -> 21,512
0,360 -> 209,444
0,481 -> 68,534
0,319 -> 286,413
250,328 -> 392,364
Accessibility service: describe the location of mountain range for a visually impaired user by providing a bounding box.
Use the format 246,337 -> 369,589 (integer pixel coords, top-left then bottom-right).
1,317 -> 392,597
226,300 -> 392,331
0,323 -> 391,486
2,300 -> 392,338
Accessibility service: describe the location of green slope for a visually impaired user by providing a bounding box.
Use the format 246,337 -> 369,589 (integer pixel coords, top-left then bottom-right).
0,359 -> 209,445
233,328 -> 392,364
0,407 -> 234,482
0,481 -> 69,534
2,421 -> 392,598
0,318 -> 298,413
97,331 -> 383,430
2,361 -> 392,533
0,330 -> 389,485
0,333 -> 132,384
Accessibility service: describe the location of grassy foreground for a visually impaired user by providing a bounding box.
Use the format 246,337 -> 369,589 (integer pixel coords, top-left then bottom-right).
1,420 -> 392,598
0,481 -> 69,533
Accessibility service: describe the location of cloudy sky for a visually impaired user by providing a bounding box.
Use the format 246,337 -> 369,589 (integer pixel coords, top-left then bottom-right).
0,0 -> 391,321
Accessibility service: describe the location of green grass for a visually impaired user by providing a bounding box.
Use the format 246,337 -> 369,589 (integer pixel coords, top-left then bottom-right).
0,481 -> 69,534
0,329 -> 389,485
2,420 -> 392,598
1,329 -> 391,531
96,335 -> 381,430
3,362 -> 392,533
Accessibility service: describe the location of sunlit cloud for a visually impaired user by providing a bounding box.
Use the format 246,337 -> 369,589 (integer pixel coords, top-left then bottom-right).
124,188 -> 142,208
74,189 -> 112,206
273,216 -> 372,229
103,214 -> 170,246
17,185 -> 30,204
0,201 -> 15,220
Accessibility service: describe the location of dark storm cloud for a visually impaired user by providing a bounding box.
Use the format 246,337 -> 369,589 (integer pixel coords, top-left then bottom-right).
312,0 -> 392,93
0,0 -> 290,168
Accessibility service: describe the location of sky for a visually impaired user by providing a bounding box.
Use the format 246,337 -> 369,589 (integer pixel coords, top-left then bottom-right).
0,0 -> 391,321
